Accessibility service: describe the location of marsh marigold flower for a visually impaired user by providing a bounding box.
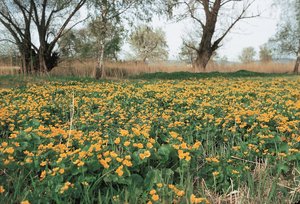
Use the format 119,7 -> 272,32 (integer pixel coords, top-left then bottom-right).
151,194 -> 159,201
115,165 -> 124,177
0,185 -> 5,193
114,137 -> 121,144
40,170 -> 46,181
212,171 -> 219,177
5,147 -> 14,154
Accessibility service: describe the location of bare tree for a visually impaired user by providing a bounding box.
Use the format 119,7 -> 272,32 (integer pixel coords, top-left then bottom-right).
239,47 -> 256,64
269,0 -> 300,73
0,0 -> 86,74
164,0 -> 258,71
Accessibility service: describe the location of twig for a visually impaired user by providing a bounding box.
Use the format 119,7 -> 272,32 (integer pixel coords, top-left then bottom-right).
67,91 -> 75,148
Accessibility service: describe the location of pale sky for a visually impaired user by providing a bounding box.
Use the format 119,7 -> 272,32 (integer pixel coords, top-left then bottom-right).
146,0 -> 279,61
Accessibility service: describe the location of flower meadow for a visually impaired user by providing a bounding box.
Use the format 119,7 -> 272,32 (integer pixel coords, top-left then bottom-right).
0,77 -> 300,203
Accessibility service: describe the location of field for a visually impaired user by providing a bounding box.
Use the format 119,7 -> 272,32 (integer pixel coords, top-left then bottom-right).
0,73 -> 300,203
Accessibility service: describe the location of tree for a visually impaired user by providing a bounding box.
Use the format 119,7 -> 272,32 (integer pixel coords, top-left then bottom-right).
179,42 -> 197,65
0,0 -> 87,74
179,25 -> 201,65
268,0 -> 300,73
58,26 -> 124,60
162,0 -> 258,70
259,45 -> 272,63
88,0 -> 155,79
239,47 -> 256,64
129,25 -> 168,62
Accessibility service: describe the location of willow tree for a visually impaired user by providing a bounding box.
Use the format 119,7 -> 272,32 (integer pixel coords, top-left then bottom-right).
164,0 -> 258,70
0,0 -> 86,73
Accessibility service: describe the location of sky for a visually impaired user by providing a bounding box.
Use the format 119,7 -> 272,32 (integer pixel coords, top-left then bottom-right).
144,1 -> 280,61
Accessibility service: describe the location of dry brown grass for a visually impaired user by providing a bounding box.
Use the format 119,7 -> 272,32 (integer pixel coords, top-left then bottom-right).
205,62 -> 294,73
0,58 -> 295,77
51,59 -> 193,78
201,158 -> 299,204
0,66 -> 20,75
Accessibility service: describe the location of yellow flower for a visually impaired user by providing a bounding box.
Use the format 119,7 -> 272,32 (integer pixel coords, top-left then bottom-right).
139,153 -> 146,160
1,142 -> 8,148
25,157 -> 33,163
133,143 -> 144,149
60,182 -> 73,194
190,194 -> 208,204
40,170 -> 46,181
278,152 -> 287,157
178,150 -> 185,160
24,127 -> 33,133
40,161 -> 47,167
232,170 -> 239,175
151,194 -> 159,201
168,184 -> 175,189
144,150 -> 151,158
20,200 -> 30,204
212,171 -> 219,177
176,190 -> 185,197
110,151 -> 118,158
192,141 -> 201,149
205,157 -> 219,163
122,159 -> 133,167
149,189 -> 156,195
5,147 -> 14,154
115,165 -> 124,177
99,159 -> 109,169
59,169 -> 65,174
116,157 -> 123,162
0,185 -> 5,193
147,142 -> 153,149
114,137 -> 121,144
156,183 -> 163,188
180,143 -> 188,149
124,141 -> 131,147
120,129 -> 129,136
170,131 -> 178,139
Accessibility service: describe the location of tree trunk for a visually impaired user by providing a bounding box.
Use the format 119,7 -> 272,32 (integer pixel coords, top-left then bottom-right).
95,41 -> 105,79
293,40 -> 300,74
194,49 -> 212,71
38,46 -> 48,73
294,55 -> 300,74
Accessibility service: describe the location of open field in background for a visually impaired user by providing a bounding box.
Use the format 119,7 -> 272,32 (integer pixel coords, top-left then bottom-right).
0,74 -> 300,203
0,59 -> 296,78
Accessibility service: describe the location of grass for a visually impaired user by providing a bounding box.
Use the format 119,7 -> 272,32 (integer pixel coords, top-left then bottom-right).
130,70 -> 295,80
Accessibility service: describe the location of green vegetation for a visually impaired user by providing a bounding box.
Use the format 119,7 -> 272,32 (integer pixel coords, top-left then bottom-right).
0,74 -> 300,203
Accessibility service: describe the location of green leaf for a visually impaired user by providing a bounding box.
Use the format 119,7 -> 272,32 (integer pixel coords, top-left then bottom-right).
158,145 -> 171,162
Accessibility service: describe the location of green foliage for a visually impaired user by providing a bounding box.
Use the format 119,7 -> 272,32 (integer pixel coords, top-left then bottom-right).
259,45 -> 273,63
58,25 -> 124,60
0,75 -> 300,203
239,47 -> 256,64
129,25 -> 169,62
